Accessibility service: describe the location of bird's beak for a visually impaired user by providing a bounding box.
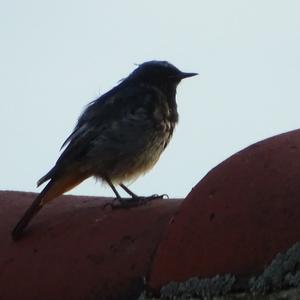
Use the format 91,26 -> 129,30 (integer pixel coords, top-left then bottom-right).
177,72 -> 198,79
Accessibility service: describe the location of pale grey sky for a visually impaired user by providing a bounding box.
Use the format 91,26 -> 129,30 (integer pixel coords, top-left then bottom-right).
1,1 -> 300,198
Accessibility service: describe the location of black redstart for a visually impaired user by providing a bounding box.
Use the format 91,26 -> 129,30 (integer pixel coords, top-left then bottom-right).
12,60 -> 197,240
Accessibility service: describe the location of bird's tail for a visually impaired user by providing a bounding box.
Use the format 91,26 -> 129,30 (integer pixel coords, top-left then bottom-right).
12,181 -> 53,240
12,172 -> 88,240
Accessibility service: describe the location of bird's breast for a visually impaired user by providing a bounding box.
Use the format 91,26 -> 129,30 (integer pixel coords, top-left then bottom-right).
153,100 -> 178,131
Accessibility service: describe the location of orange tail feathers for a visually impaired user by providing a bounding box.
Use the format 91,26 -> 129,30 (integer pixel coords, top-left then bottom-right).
12,172 -> 88,240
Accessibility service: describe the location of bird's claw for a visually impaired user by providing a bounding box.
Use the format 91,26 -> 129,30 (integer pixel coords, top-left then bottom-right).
157,193 -> 169,199
102,193 -> 168,210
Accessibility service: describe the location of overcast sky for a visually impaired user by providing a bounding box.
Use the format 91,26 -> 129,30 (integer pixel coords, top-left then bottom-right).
1,1 -> 300,198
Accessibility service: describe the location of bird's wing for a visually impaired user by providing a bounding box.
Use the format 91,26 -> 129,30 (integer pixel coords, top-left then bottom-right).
40,84 -> 164,183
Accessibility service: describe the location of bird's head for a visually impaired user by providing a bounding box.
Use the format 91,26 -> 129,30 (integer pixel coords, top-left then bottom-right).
127,61 -> 197,89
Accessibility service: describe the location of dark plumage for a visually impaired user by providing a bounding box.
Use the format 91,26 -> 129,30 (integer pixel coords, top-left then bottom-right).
12,60 -> 197,240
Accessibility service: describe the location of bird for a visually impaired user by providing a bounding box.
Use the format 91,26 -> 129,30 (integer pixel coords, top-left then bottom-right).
12,60 -> 197,240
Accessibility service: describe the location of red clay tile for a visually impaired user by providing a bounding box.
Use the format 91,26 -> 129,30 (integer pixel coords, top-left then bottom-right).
149,129 -> 300,291
0,191 -> 181,300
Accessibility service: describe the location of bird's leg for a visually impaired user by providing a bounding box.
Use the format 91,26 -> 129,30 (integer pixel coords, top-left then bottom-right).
120,183 -> 168,201
103,177 -> 167,210
102,177 -> 126,209
118,183 -> 168,207
119,183 -> 139,198
106,178 -> 122,200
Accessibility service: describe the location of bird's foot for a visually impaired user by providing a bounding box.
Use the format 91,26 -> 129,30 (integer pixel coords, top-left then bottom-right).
103,194 -> 168,210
